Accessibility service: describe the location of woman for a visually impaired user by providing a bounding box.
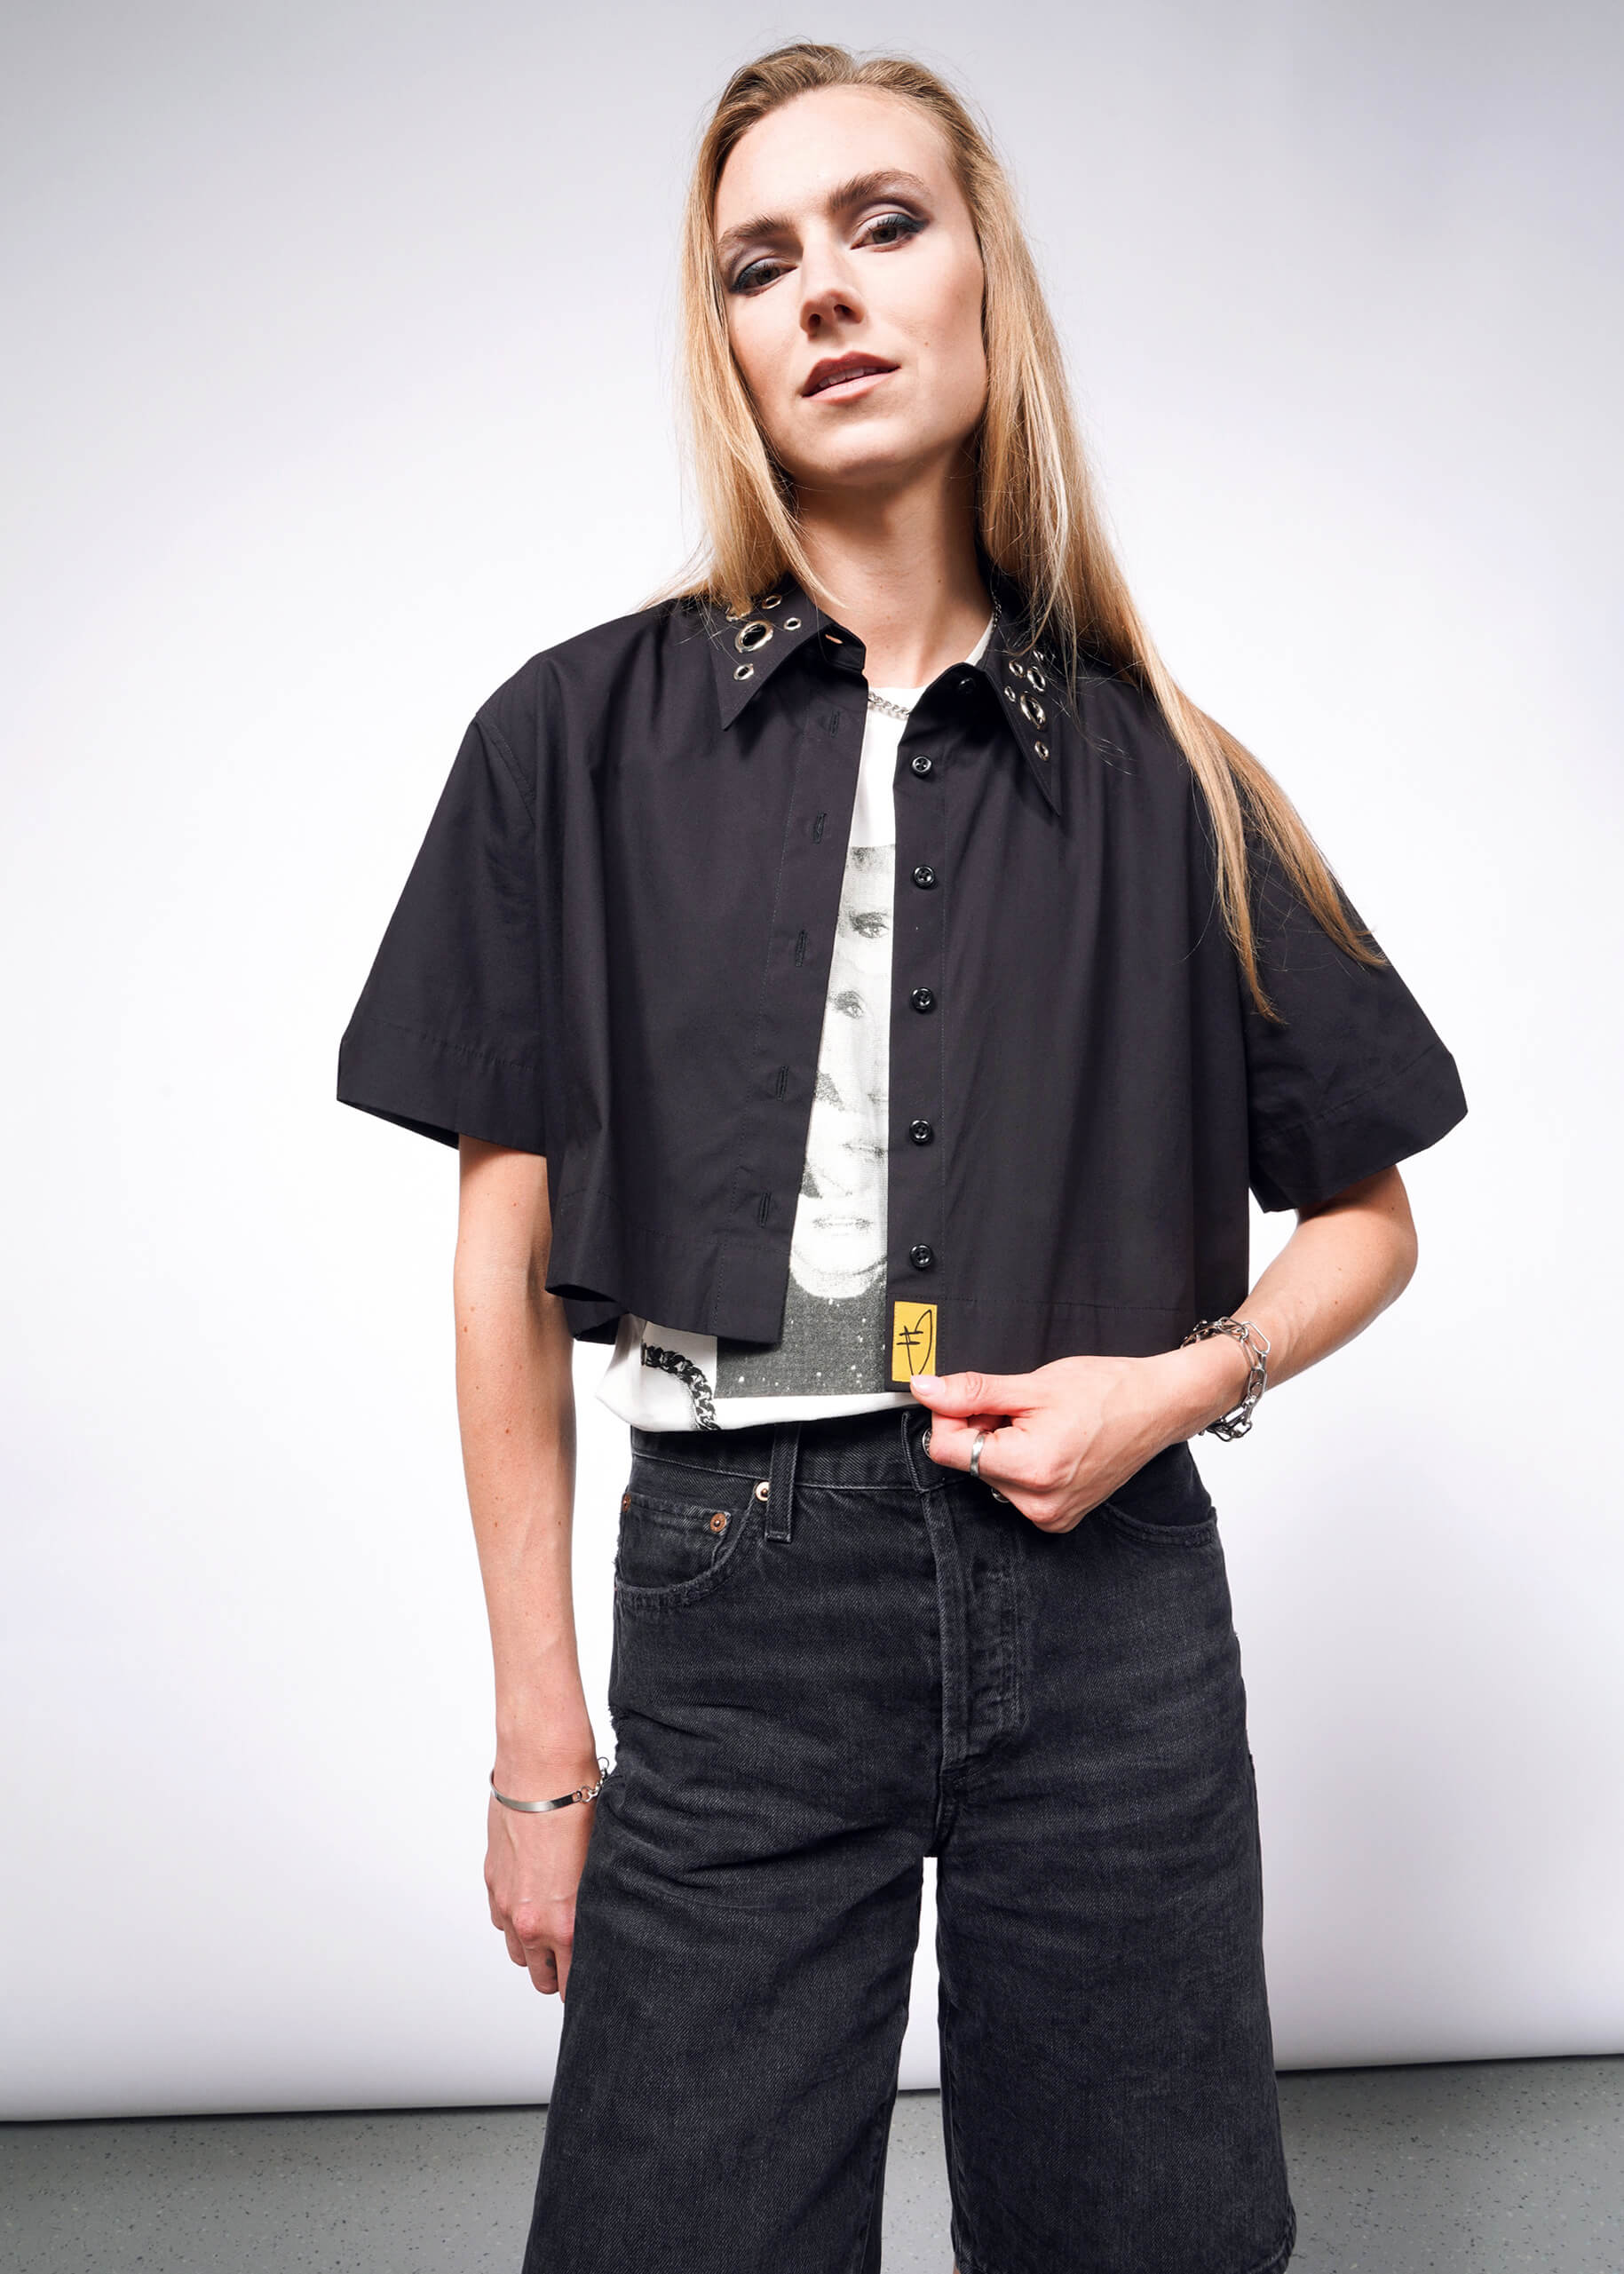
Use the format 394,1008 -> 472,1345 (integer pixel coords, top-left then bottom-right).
337,42 -> 1466,2274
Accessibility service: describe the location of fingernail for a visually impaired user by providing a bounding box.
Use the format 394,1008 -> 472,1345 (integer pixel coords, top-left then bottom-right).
911,1375 -> 941,1391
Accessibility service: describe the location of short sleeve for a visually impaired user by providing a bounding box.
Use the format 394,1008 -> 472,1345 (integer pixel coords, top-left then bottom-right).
1241,841 -> 1467,1212
336,709 -> 548,1153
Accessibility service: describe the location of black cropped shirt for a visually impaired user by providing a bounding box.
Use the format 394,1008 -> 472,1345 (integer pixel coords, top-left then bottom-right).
336,567 -> 1467,1374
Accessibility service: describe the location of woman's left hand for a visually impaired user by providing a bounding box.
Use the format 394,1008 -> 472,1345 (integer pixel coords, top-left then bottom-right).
910,1168 -> 1421,1530
909,1350 -> 1244,1533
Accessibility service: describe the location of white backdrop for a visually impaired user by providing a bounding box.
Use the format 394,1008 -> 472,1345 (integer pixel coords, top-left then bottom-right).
4,0 -> 1620,2120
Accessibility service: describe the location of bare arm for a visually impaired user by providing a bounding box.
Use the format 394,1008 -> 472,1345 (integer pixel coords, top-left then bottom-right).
911,1164 -> 1419,1528
455,1135 -> 600,1995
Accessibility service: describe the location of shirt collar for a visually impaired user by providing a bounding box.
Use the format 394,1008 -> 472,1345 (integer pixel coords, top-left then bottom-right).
694,562 -> 1067,816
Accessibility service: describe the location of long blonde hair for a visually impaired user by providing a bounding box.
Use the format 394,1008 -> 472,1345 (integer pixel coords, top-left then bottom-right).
654,41 -> 1380,1014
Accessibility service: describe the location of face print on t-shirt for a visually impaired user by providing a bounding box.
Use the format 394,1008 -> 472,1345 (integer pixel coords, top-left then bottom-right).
713,813 -> 896,1400
792,840 -> 893,1302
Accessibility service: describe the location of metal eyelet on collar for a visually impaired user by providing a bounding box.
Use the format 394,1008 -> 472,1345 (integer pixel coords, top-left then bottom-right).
1034,739 -> 1050,759
734,620 -> 773,654
783,615 -> 801,629
1005,655 -> 1026,677
725,604 -> 749,622
1026,665 -> 1047,691
733,662 -> 755,681
759,593 -> 781,608
1019,693 -> 1047,726
1004,684 -> 1018,701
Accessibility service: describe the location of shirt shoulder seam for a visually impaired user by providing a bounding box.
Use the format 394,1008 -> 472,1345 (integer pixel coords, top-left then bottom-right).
475,704 -> 536,820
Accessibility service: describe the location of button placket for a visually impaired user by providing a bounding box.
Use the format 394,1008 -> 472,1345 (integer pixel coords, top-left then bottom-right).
890,711 -> 948,1346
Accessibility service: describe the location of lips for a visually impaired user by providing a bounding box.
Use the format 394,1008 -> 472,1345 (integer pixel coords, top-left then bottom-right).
802,354 -> 898,398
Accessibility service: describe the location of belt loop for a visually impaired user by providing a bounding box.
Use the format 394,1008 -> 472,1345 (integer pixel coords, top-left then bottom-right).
764,1422 -> 800,1542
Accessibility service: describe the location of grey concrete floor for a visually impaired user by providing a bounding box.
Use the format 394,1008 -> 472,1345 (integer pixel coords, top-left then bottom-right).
2,2056 -> 1619,2273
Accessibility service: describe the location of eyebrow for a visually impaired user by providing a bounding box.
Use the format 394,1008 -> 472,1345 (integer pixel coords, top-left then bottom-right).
715,170 -> 934,266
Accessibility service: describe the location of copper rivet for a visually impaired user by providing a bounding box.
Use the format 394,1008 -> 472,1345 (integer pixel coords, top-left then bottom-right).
621,1492 -> 630,1510
709,1511 -> 728,1533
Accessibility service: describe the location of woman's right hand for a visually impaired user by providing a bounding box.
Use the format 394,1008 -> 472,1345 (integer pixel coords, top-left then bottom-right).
456,1137 -> 600,2001
486,1755 -> 606,1998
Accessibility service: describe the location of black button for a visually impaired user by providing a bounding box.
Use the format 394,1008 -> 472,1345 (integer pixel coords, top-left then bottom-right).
911,864 -> 937,890
910,986 -> 936,1013
910,753 -> 933,778
909,1243 -> 936,1271
908,1120 -> 934,1145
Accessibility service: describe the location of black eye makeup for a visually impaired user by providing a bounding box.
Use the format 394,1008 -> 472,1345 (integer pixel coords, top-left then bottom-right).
731,254 -> 789,295
860,210 -> 924,251
727,205 -> 929,296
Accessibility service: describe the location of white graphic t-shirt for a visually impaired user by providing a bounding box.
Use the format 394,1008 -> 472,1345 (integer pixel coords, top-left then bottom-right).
597,613 -> 995,1431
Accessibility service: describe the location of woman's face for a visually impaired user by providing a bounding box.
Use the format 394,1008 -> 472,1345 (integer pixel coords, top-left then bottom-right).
714,86 -> 988,497
791,842 -> 894,1303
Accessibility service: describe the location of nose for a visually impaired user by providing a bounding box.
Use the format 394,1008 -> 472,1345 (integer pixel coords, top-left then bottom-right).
797,232 -> 865,337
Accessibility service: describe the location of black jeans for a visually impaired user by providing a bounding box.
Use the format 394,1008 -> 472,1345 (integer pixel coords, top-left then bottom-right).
521,1406 -> 1295,2274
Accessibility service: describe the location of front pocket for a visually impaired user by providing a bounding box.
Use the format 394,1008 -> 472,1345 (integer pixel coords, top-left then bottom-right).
612,1462 -> 763,1612
1096,1496 -> 1220,1548
1096,1442 -> 1218,1541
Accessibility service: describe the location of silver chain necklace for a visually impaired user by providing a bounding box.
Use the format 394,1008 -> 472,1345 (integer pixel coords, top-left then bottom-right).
865,601 -> 999,723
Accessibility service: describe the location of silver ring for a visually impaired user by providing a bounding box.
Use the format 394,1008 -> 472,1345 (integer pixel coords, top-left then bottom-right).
970,1426 -> 1010,1501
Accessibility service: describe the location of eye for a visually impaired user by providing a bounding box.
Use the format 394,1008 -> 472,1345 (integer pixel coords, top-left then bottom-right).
731,256 -> 788,295
858,210 -> 924,250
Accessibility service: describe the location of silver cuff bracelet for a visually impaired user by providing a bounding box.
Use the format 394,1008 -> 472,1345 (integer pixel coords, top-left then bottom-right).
490,1756 -> 610,1813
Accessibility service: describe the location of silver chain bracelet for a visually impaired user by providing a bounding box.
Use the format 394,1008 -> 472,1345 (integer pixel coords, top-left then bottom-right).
490,1756 -> 610,1813
1179,1317 -> 1271,1440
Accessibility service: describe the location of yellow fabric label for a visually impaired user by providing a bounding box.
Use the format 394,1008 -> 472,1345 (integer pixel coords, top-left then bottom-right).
891,1302 -> 938,1383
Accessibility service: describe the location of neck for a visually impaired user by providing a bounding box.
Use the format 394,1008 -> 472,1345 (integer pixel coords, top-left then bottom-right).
793,449 -> 993,685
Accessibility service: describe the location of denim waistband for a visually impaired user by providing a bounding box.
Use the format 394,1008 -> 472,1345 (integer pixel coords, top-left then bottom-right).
630,1406 -> 927,1490
629,1405 -> 1210,1520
